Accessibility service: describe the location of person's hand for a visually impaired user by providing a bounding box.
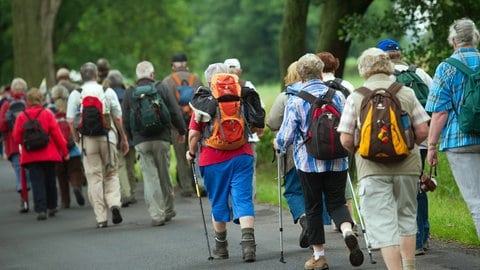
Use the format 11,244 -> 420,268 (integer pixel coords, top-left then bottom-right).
427,147 -> 437,166
251,127 -> 264,137
272,138 -> 279,151
186,150 -> 195,162
64,154 -> 70,161
121,139 -> 129,156
178,134 -> 186,144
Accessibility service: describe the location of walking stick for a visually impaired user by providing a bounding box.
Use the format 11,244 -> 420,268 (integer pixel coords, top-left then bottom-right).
191,161 -> 214,261
20,163 -> 29,212
276,150 -> 286,263
347,174 -> 376,264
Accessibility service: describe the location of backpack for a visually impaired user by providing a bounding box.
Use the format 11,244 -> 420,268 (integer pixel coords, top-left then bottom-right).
22,109 -> 50,151
171,73 -> 195,122
130,83 -> 171,136
77,89 -> 111,136
6,99 -> 26,130
325,78 -> 351,99
356,82 -> 415,163
297,88 -> 348,160
56,114 -> 76,150
444,57 -> 480,134
203,73 -> 248,150
394,66 -> 429,107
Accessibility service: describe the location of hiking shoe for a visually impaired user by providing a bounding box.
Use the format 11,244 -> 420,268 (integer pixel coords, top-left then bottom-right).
111,206 -> 123,224
37,212 -> 47,221
299,215 -> 309,248
151,219 -> 165,226
304,255 -> 329,270
165,211 -> 176,222
97,221 -> 108,228
213,239 -> 229,259
345,231 -> 364,266
241,240 -> 256,262
48,208 -> 58,217
415,248 -> 425,256
73,188 -> 85,206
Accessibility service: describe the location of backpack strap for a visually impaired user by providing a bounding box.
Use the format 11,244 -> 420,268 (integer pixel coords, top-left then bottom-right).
23,107 -> 44,121
386,82 -> 403,96
187,74 -> 195,86
407,65 -> 417,72
355,86 -> 371,97
296,91 -> 317,104
333,77 -> 343,86
445,58 -> 475,75
171,72 -> 181,85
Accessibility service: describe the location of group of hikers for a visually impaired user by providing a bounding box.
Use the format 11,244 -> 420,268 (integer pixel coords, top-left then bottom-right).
0,17 -> 479,270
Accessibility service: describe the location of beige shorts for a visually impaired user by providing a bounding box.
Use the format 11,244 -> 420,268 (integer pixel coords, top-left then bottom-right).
358,174 -> 418,249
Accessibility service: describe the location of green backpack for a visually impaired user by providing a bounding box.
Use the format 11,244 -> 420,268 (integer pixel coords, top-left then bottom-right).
130,83 -> 171,136
445,58 -> 480,134
394,66 -> 429,107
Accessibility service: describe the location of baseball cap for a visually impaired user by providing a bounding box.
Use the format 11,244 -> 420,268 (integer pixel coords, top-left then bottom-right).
377,39 -> 401,51
224,58 -> 241,69
172,53 -> 187,62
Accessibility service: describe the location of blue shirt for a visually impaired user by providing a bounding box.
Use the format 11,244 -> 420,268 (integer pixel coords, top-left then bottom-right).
276,79 -> 348,173
425,47 -> 480,151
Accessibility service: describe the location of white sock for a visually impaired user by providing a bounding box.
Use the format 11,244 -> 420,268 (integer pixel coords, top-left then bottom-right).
342,227 -> 353,238
313,249 -> 325,260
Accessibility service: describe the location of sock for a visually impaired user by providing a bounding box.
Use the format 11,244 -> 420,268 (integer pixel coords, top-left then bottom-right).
215,230 -> 227,242
402,258 -> 415,270
241,227 -> 255,241
313,249 -> 325,260
342,227 -> 353,238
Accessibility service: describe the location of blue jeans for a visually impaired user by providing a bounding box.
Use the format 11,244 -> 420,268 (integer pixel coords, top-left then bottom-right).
283,168 -> 305,223
416,190 -> 430,249
11,153 -> 31,192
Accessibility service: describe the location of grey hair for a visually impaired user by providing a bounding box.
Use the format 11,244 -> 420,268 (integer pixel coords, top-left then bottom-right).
296,53 -> 324,81
10,77 -> 28,93
50,84 -> 69,100
357,47 -> 394,79
136,61 -> 154,80
80,62 -> 98,82
107,69 -> 124,88
204,63 -> 228,84
448,18 -> 480,47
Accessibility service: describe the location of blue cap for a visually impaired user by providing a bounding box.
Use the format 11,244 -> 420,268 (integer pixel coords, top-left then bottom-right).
377,39 -> 400,51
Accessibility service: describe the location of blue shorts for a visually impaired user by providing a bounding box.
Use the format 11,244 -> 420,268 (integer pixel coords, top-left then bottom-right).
200,154 -> 255,223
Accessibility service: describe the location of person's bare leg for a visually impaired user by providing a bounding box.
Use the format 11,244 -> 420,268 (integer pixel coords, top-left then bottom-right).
381,245 -> 402,270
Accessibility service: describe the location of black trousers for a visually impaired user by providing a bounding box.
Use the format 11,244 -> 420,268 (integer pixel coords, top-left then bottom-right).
26,161 -> 58,213
298,169 -> 352,245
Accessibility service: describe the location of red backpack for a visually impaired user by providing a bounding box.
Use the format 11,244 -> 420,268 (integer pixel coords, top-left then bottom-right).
56,113 -> 76,149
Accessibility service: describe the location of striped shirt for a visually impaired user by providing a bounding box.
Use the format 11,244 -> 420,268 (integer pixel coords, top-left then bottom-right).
425,47 -> 480,151
275,79 -> 348,173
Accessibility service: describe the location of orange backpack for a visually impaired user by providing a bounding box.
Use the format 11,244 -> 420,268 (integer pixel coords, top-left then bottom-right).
203,73 -> 248,150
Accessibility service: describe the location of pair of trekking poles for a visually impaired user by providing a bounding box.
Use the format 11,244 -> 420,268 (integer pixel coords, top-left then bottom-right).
275,150 -> 376,264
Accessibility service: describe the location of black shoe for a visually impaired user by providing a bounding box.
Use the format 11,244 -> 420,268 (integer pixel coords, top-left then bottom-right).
111,206 -> 123,224
345,231 -> 364,266
48,208 -> 58,217
97,221 -> 108,228
73,188 -> 85,206
19,200 -> 29,213
299,215 -> 309,248
37,212 -> 47,221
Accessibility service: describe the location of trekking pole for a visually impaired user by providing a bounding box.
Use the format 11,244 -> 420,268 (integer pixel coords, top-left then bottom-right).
191,161 -> 214,261
347,174 -> 376,264
276,150 -> 286,263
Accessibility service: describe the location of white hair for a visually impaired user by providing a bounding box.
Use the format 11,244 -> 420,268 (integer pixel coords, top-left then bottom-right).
357,47 -> 394,79
448,18 -> 480,47
296,53 -> 323,81
136,61 -> 154,80
204,63 -> 228,84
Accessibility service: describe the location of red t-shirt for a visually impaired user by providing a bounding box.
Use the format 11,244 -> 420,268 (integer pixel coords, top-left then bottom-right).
189,113 -> 253,167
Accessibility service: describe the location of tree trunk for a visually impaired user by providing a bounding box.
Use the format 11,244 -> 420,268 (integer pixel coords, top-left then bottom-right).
316,0 -> 372,78
279,0 -> 309,90
12,0 -> 61,89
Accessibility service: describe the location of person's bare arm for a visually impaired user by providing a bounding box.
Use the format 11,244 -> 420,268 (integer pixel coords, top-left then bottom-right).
340,132 -> 355,154
186,129 -> 201,161
112,115 -> 129,155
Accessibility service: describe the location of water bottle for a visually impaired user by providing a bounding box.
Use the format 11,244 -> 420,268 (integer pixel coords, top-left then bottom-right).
400,111 -> 413,148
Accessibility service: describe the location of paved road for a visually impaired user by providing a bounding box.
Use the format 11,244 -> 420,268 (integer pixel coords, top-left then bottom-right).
0,159 -> 479,270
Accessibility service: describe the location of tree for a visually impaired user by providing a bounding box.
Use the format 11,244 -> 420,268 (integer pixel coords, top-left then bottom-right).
12,0 -> 61,89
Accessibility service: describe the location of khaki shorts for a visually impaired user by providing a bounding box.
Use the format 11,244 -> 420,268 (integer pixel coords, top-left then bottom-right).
358,175 -> 417,249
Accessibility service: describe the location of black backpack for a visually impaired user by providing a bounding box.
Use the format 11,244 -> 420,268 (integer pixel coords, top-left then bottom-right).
6,99 -> 26,130
325,78 -> 350,99
22,109 -> 50,151
297,88 -> 348,160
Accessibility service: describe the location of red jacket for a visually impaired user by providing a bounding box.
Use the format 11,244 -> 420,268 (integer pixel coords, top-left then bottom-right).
0,93 -> 24,160
12,105 -> 68,165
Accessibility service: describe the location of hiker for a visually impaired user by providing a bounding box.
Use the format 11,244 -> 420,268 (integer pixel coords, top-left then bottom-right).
224,58 -> 263,200
66,62 -> 129,228
276,53 -> 362,270
123,60 -> 186,226
377,38 -> 434,256
12,88 -> 70,220
0,78 -> 32,212
97,58 -> 111,84
106,70 -> 138,207
186,62 -> 264,262
162,53 -> 205,198
316,51 -> 358,234
425,18 -> 480,240
338,47 -> 430,270
50,84 -> 86,209
56,67 -> 79,93
267,61 -> 308,248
